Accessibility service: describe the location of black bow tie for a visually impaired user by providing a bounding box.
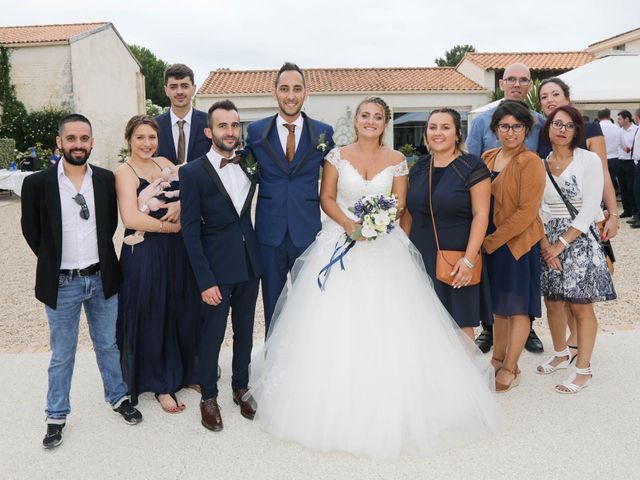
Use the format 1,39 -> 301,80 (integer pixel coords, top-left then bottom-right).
220,155 -> 241,168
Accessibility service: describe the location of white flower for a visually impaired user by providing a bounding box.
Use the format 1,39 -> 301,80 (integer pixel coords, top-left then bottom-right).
361,224 -> 378,238
373,211 -> 390,226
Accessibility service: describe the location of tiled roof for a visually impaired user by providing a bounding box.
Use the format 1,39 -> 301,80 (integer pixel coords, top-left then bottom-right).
588,27 -> 640,47
198,67 -> 485,95
461,52 -> 595,71
0,22 -> 109,45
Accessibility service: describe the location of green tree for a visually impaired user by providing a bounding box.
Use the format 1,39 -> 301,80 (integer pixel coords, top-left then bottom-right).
0,46 -> 27,143
434,44 -> 476,67
129,44 -> 169,108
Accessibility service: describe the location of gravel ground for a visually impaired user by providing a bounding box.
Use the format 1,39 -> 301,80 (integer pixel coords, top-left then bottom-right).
1,194 -> 639,353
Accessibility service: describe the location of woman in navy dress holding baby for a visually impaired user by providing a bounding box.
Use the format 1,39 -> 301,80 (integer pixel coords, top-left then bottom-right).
115,115 -> 200,413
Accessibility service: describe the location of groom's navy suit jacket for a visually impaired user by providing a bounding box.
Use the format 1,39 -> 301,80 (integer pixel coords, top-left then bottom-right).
179,155 -> 262,293
245,112 -> 334,248
155,109 -> 211,164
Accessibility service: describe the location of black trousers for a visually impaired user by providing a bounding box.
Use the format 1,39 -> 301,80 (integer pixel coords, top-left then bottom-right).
635,162 -> 640,215
198,277 -> 259,401
619,160 -> 637,215
607,158 -> 620,194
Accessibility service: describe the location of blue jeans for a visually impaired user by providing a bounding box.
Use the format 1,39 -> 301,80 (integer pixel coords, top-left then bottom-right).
44,272 -> 128,422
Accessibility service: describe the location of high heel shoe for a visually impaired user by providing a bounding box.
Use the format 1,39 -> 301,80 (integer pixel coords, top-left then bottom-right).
555,366 -> 592,394
495,365 -> 520,393
536,347 -> 571,374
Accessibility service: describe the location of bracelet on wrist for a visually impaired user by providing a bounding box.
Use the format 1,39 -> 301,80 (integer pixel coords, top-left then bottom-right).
558,236 -> 570,248
462,257 -> 475,269
609,212 -> 619,218
159,221 -> 164,233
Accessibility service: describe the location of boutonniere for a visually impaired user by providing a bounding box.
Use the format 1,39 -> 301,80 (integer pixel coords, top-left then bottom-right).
316,133 -> 329,153
235,149 -> 260,179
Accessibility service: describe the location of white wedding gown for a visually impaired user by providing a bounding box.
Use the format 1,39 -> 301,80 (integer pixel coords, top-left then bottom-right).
249,148 -> 502,459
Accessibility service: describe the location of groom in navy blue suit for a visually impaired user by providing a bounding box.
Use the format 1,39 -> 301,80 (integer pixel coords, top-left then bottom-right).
180,100 -> 262,432
155,64 -> 211,164
246,62 -> 334,333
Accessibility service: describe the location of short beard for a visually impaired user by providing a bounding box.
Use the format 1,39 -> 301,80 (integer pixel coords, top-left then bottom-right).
62,148 -> 91,166
213,135 -> 239,154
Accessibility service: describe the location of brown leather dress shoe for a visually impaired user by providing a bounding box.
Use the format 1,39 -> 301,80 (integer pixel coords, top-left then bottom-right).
232,388 -> 256,420
200,398 -> 223,431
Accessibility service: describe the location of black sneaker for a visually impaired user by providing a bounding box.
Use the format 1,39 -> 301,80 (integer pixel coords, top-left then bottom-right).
113,399 -> 143,425
43,423 -> 65,449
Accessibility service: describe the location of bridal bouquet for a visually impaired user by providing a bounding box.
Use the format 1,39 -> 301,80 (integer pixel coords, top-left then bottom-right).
348,193 -> 399,240
317,193 -> 398,290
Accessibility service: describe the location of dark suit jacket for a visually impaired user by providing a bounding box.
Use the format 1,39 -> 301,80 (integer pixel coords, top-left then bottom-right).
245,112 -> 334,248
155,108 -> 212,164
179,156 -> 262,293
20,165 -> 121,309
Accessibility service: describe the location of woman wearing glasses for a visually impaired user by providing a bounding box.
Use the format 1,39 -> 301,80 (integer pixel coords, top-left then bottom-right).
537,105 -> 615,394
115,115 -> 200,413
481,101 -> 546,392
537,78 -> 619,366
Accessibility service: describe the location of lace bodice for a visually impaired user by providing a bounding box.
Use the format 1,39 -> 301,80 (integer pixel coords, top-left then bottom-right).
324,147 -> 408,222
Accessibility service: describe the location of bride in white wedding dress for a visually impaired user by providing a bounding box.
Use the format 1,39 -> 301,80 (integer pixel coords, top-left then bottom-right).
248,97 -> 502,459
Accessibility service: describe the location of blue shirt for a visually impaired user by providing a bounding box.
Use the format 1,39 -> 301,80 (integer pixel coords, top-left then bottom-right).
466,105 -> 545,158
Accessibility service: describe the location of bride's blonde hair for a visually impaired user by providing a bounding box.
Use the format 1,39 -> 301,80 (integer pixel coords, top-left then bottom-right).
353,97 -> 391,146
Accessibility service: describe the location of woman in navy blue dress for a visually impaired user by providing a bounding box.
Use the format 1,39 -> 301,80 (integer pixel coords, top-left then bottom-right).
402,108 -> 492,340
481,101 -> 546,392
115,115 -> 200,413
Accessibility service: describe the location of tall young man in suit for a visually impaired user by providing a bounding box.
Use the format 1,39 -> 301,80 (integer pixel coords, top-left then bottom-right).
21,114 -> 142,450
155,64 -> 211,164
245,62 -> 334,333
180,101 -> 262,432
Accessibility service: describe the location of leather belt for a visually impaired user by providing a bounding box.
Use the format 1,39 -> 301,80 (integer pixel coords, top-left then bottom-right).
59,263 -> 100,277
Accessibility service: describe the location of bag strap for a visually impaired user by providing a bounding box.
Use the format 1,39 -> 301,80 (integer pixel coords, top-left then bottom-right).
427,157 -> 442,252
543,155 -> 599,241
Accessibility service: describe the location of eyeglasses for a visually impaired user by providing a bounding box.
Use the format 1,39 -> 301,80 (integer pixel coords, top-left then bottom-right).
73,193 -> 90,220
497,123 -> 525,133
550,120 -> 576,132
502,77 -> 531,86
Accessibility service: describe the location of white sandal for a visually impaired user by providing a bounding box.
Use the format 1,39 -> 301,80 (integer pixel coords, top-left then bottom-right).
536,347 -> 571,374
555,366 -> 593,394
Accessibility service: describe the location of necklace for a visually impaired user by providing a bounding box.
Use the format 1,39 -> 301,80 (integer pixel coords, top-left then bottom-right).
551,152 -> 573,171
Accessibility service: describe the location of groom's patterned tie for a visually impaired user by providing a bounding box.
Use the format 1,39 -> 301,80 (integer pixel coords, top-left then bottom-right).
177,119 -> 186,164
284,123 -> 296,162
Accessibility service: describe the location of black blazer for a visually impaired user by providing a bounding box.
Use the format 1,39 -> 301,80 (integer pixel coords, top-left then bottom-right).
20,165 -> 121,308
155,109 -> 212,164
179,156 -> 262,292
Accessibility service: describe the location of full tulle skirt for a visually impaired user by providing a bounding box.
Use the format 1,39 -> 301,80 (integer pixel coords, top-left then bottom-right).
249,221 -> 502,459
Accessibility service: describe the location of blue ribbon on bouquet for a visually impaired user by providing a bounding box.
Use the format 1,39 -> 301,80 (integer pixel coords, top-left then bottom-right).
317,235 -> 356,290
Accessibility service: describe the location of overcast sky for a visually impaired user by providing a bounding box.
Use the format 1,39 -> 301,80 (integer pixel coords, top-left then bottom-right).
2,1 -> 639,86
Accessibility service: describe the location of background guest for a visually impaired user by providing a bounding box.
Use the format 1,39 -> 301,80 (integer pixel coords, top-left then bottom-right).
536,106 -> 616,394
403,108 -> 492,340
616,110 -> 638,220
481,101 -> 546,392
597,108 -> 622,196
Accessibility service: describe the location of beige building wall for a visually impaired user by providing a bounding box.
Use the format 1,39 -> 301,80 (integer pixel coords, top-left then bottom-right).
69,25 -> 144,169
6,43 -> 73,112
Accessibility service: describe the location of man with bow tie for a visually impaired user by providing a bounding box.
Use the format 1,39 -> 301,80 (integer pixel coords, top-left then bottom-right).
179,100 -> 262,432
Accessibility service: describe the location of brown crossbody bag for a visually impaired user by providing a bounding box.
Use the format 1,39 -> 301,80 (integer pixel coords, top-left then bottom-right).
428,157 -> 482,286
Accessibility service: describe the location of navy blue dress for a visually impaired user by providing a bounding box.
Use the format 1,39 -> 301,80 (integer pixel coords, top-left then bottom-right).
484,171 -> 542,317
407,154 -> 493,328
117,176 -> 201,405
